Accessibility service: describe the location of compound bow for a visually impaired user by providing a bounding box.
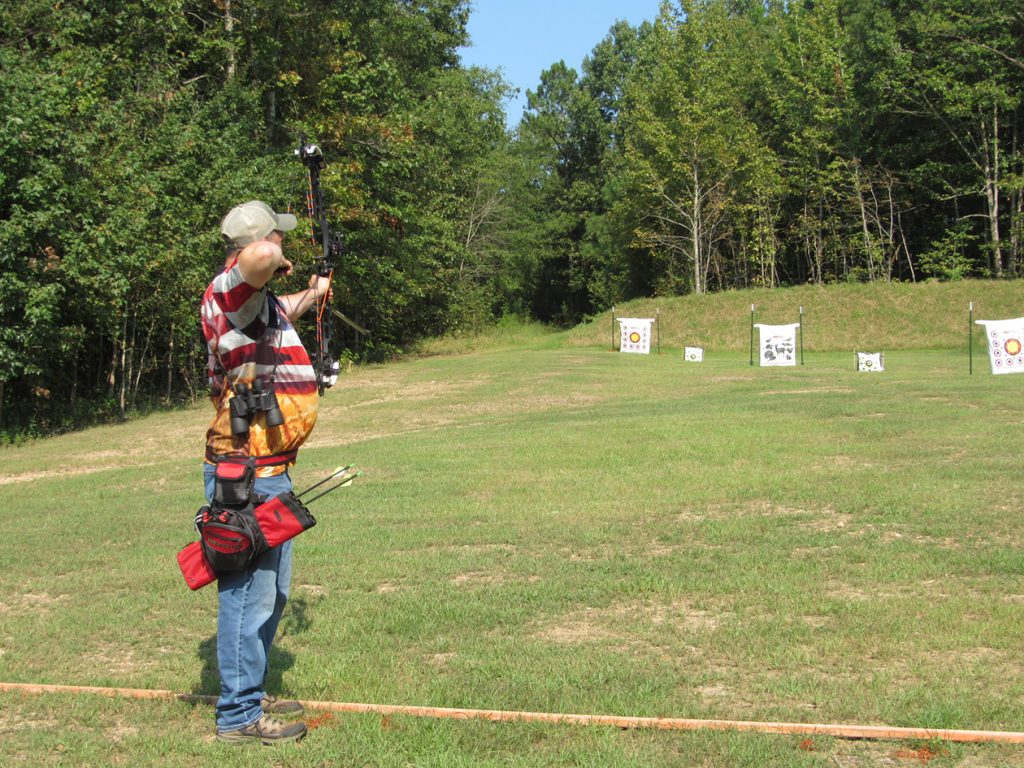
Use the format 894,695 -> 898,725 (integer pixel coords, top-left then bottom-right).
296,138 -> 342,395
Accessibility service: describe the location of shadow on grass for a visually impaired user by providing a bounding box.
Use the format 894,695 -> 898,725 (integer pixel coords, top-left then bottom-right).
190,594 -> 316,699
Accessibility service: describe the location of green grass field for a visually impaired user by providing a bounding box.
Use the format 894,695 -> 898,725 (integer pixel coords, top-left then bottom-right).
2,282 -> 1024,766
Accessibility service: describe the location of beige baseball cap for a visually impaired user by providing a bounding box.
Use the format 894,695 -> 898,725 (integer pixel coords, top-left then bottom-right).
220,201 -> 298,248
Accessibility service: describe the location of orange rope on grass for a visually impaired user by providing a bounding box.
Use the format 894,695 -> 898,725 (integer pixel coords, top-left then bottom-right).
1,682 -> 1023,745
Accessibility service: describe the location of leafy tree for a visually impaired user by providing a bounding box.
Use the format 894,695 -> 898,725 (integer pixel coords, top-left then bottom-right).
893,0 -> 1024,277
616,1 -> 760,295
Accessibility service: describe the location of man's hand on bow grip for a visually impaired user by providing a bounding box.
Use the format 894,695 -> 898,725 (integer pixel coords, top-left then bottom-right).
309,272 -> 333,300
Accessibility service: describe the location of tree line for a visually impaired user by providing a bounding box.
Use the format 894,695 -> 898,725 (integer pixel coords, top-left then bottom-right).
1,0 -> 1021,438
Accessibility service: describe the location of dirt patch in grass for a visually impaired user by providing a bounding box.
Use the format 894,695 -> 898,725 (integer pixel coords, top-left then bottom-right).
694,682 -> 757,710
675,510 -> 706,523
923,647 -> 1004,668
506,389 -> 607,410
824,579 -> 932,602
450,569 -> 540,588
311,387 -> 606,448
817,453 -> 882,471
295,583 -> 329,598
0,711 -> 60,733
534,617 -> 621,646
308,420 -> 457,448
759,387 -> 854,396
0,592 -> 69,615
798,508 -> 853,533
452,570 -> 506,587
557,546 -> 599,562
449,390 -> 607,418
825,576 -> 1006,604
647,543 -> 678,557
327,372 -> 605,421
532,598 -> 728,648
106,719 -> 140,744
430,543 -> 517,556
703,500 -> 850,527
426,652 -> 457,668
829,743 -> 907,766
338,375 -> 493,408
0,463 -> 160,486
81,644 -> 159,677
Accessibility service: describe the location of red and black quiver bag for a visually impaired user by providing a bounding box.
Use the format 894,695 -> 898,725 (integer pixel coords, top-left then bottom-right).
176,457 -> 317,590
253,492 -> 317,548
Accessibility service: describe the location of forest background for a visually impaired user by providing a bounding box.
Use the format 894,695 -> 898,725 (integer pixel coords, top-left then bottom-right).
1,0 -> 1022,439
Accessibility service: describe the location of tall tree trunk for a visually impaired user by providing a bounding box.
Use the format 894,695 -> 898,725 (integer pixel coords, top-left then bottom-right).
898,211 -> 916,282
224,0 -> 236,80
755,194 -> 779,288
692,167 -> 703,295
803,198 -> 823,285
118,311 -> 128,419
883,174 -> 897,281
107,330 -> 117,399
70,351 -> 78,410
853,161 -> 877,281
166,326 -> 175,402
983,106 -> 1003,277
130,321 -> 153,411
1012,185 -> 1022,278
1010,114 -> 1020,277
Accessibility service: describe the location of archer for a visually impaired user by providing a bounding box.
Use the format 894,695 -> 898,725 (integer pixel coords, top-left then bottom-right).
197,199 -> 331,744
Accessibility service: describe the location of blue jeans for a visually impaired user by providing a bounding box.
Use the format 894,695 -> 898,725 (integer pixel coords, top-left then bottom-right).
203,465 -> 294,732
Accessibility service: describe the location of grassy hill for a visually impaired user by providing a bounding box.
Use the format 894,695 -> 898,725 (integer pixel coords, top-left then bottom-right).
564,279 -> 1024,352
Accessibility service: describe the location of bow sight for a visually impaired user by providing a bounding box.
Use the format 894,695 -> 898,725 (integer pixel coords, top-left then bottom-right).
296,139 -> 343,393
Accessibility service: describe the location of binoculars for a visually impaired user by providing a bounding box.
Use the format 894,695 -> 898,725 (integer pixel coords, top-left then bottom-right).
229,380 -> 284,436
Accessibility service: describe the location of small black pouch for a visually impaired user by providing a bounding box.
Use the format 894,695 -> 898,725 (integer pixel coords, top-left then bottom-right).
195,503 -> 268,572
214,457 -> 256,506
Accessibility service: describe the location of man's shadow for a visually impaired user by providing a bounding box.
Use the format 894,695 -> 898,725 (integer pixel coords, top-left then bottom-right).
192,594 -> 316,697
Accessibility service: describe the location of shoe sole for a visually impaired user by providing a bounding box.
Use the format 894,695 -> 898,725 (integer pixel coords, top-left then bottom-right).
216,729 -> 307,745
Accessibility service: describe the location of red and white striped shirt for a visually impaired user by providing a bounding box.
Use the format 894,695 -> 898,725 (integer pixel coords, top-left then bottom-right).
200,263 -> 319,474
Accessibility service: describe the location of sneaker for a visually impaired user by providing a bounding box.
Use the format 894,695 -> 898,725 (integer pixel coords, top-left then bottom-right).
261,694 -> 305,716
217,713 -> 307,745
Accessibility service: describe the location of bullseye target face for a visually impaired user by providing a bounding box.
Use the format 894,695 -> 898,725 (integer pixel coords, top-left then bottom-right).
857,352 -> 884,372
618,319 -> 654,354
978,318 -> 1024,374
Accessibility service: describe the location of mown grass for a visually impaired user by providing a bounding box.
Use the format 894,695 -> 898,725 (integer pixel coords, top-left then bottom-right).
2,283 -> 1024,766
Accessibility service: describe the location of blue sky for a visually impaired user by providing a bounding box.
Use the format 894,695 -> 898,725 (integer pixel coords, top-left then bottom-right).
457,1 -> 664,126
